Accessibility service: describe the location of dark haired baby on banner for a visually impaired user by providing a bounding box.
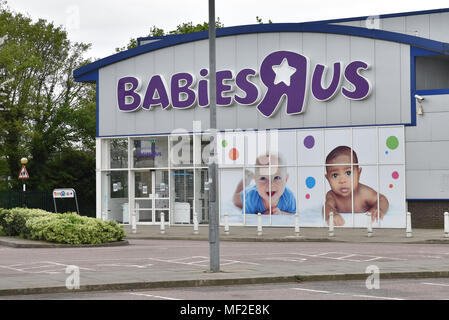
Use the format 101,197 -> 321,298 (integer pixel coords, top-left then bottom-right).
324,146 -> 389,226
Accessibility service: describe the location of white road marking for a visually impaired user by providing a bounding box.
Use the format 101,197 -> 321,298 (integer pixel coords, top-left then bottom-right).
291,288 -> 404,300
148,256 -> 260,267
97,263 -> 153,269
129,292 -> 180,300
264,257 -> 307,262
291,288 -> 331,294
352,294 -> 404,300
289,252 -> 406,262
421,282 -> 449,287
0,261 -> 94,274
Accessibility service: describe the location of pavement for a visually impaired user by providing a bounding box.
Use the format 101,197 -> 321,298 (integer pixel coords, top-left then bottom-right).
0,225 -> 448,297
123,224 -> 449,243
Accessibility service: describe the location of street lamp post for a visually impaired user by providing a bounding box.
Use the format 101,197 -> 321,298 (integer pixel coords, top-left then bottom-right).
208,0 -> 220,273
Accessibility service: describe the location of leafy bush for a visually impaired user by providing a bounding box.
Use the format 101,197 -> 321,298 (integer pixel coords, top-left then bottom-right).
0,208 -> 124,244
0,208 -> 48,237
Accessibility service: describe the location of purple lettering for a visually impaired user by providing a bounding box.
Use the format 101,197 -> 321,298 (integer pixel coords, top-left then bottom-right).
117,76 -> 142,111
234,69 -> 259,105
171,72 -> 196,108
258,51 -> 308,117
216,70 -> 233,106
198,68 -> 209,107
341,61 -> 371,100
312,62 -> 342,101
142,75 -> 170,110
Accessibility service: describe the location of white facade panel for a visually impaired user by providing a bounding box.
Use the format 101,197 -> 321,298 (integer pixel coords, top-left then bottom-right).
99,32 -> 411,137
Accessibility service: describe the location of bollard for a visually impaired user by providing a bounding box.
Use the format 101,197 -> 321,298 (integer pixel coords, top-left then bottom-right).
131,207 -> 137,234
193,211 -> 199,235
160,212 -> 165,235
406,211 -> 412,238
257,212 -> 263,236
295,213 -> 300,236
160,212 -> 166,235
444,212 -> 449,238
367,212 -> 373,237
224,212 -> 230,235
328,212 -> 334,237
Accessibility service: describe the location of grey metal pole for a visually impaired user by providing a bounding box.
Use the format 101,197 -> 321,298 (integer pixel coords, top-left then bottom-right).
208,0 -> 220,272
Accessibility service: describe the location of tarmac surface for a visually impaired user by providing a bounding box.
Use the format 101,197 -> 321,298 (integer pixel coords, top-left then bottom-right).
0,225 -> 448,297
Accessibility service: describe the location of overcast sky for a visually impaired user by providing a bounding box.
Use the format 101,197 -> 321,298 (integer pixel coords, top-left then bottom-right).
4,0 -> 449,60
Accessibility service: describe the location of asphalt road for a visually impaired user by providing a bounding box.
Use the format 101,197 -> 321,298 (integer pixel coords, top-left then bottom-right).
1,239 -> 449,298
2,277 -> 449,300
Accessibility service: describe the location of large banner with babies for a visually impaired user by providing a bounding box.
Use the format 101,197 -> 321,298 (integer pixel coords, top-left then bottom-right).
218,126 -> 406,228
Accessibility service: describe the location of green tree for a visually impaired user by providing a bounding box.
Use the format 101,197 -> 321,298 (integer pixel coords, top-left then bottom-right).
115,18 -> 224,53
0,1 -> 96,215
256,16 -> 273,24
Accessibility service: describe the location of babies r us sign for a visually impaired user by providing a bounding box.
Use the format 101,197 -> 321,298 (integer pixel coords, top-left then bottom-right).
117,50 -> 372,118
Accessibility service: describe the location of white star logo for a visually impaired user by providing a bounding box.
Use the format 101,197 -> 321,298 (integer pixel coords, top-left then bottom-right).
272,58 -> 297,86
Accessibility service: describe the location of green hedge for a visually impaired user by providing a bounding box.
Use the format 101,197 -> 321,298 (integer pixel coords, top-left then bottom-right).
0,208 -> 125,244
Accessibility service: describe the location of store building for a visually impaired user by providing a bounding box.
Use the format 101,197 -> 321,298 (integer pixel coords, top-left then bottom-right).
74,8 -> 449,229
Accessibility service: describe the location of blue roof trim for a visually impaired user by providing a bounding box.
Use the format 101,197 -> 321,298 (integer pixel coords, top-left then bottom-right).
306,7 -> 449,25
75,69 -> 98,83
137,34 -> 180,46
74,23 -> 449,81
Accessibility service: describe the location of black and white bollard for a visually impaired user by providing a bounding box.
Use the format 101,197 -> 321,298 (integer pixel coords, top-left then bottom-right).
367,212 -> 373,237
160,212 -> 165,235
257,212 -> 263,236
328,212 -> 334,237
406,211 -> 412,238
224,212 -> 230,235
295,213 -> 300,236
444,212 -> 449,238
193,211 -> 199,235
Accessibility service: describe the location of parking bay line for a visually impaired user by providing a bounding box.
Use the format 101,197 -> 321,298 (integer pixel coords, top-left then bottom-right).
291,288 -> 404,300
129,292 -> 180,300
421,282 -> 449,287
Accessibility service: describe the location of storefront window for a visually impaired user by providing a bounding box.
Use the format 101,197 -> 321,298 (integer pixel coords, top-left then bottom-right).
170,134 -> 193,167
133,137 -> 168,168
110,139 -> 128,169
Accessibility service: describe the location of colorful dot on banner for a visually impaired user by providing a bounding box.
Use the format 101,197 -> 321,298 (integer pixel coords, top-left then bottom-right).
229,148 -> 239,161
385,151 -> 389,155
386,136 -> 399,150
392,171 -> 399,179
221,140 -> 228,148
389,184 -> 393,188
305,177 -> 316,189
305,194 -> 310,199
304,135 -> 315,149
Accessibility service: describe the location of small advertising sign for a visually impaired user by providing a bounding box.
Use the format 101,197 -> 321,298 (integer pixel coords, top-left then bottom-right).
53,188 -> 76,198
52,188 -> 79,214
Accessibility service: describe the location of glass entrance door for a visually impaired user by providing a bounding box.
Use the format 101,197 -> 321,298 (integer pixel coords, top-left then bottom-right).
195,169 -> 209,224
135,170 -> 169,224
173,169 -> 194,224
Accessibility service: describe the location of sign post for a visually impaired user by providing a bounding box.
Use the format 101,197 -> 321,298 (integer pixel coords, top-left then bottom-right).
18,158 -> 29,207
